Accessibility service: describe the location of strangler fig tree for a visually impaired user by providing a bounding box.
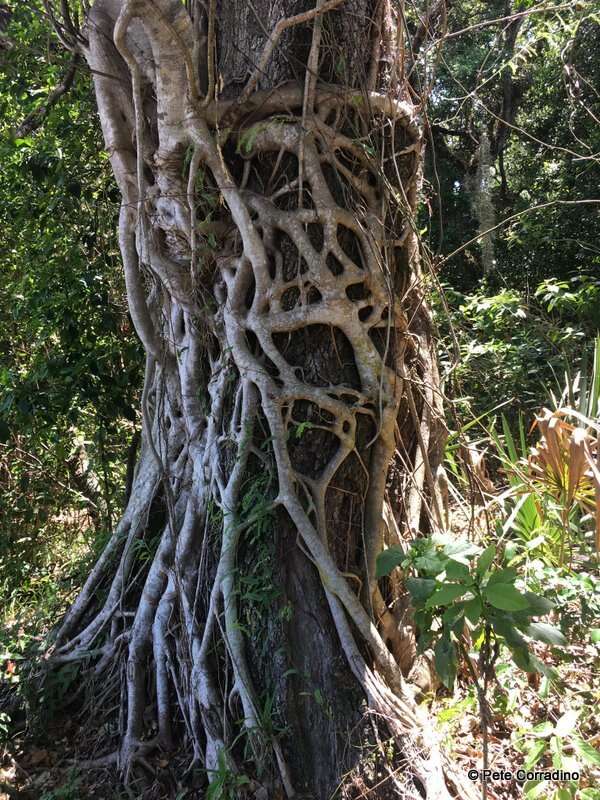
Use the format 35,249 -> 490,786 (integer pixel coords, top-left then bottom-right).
45,1 -> 474,797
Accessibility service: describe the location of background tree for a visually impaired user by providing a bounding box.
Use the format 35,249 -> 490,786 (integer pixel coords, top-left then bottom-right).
426,0 -> 600,417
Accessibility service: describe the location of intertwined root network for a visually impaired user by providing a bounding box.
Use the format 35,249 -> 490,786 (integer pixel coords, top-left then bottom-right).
49,1 -> 474,797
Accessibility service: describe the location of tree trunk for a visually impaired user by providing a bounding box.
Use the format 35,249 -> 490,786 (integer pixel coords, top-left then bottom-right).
467,130 -> 497,277
49,2 -> 473,797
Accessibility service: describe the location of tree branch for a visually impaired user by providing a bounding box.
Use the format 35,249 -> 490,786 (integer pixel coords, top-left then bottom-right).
14,54 -> 80,139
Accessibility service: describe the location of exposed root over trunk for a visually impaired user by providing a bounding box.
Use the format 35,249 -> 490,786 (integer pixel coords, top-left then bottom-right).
46,2 -> 476,797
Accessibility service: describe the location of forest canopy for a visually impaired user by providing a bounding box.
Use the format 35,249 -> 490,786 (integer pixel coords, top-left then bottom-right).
0,1 -> 599,799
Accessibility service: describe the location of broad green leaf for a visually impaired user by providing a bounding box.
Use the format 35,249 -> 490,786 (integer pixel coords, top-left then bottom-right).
508,644 -> 535,671
572,737 -> 600,767
425,583 -> 468,608
415,627 -> 434,654
590,628 -> 600,644
434,634 -> 457,689
375,546 -> 404,578
531,721 -> 554,738
476,544 -> 496,575
445,559 -> 471,582
414,553 -> 447,574
464,596 -> 482,625
580,790 -> 600,799
413,608 -> 433,632
504,541 -> 519,563
525,622 -> 567,646
550,735 -> 563,769
443,604 -> 466,635
524,739 -> 547,770
485,583 -> 530,611
406,577 -> 436,603
524,780 -> 546,799
487,567 -> 517,586
490,615 -> 527,644
442,539 -> 480,564
522,592 -> 555,615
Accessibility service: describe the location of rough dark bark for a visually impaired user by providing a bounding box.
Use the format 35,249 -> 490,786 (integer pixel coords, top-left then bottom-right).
45,2 -> 475,798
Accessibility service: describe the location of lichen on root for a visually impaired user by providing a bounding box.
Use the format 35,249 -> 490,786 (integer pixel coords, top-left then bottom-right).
46,1 -> 476,797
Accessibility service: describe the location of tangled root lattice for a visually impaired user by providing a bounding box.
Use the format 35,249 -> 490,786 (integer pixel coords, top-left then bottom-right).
47,2 -> 477,798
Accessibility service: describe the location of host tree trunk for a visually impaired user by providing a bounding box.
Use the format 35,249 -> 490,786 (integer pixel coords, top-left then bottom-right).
48,2 -> 472,797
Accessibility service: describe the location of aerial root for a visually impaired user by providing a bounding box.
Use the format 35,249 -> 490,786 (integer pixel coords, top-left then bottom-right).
51,2 -> 466,795
47,340 -> 465,798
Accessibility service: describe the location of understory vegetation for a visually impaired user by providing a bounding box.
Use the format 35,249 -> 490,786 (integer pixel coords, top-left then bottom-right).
0,1 -> 599,799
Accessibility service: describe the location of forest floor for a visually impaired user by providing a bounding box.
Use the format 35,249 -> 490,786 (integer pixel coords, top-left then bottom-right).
1,631 -> 598,799
1,512 -> 599,800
